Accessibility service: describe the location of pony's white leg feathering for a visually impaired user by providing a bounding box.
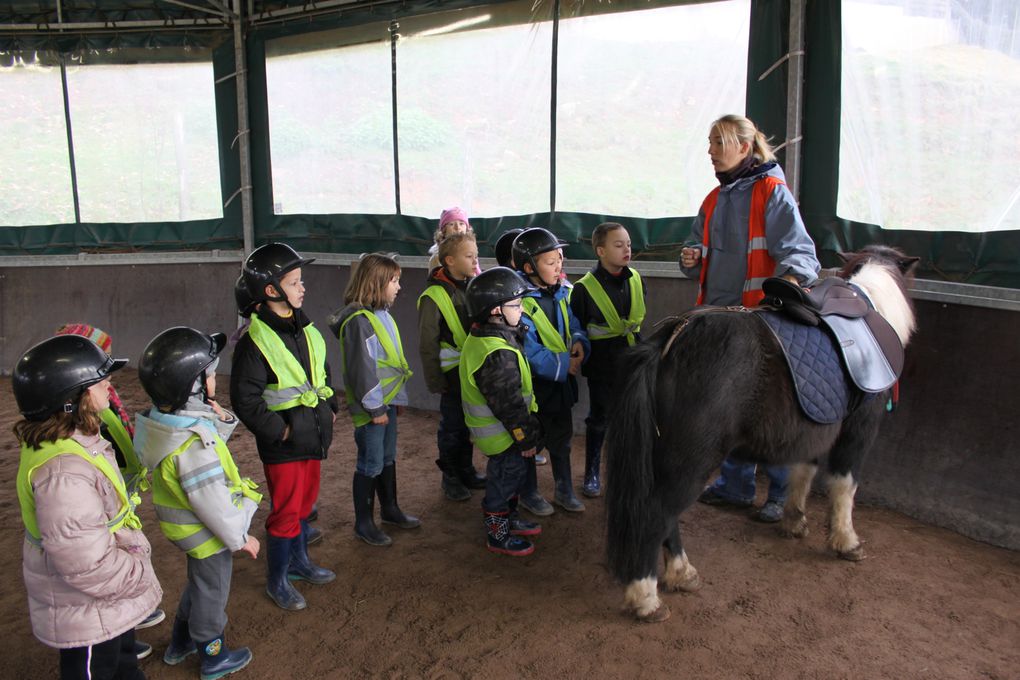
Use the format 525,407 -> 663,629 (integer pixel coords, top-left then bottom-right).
780,463 -> 817,538
662,550 -> 702,592
828,472 -> 864,560
624,577 -> 669,622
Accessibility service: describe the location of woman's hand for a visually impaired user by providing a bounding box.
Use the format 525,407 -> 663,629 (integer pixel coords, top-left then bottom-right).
371,413 -> 389,426
681,246 -> 702,268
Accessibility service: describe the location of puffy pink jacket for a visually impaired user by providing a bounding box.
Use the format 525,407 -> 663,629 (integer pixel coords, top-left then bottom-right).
22,431 -> 162,649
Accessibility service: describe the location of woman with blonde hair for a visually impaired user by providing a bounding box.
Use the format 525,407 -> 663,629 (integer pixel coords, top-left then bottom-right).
679,114 -> 821,523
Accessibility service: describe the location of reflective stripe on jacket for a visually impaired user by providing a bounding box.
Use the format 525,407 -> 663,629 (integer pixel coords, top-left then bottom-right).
459,334 -> 537,455
697,175 -> 783,307
573,269 -> 645,346
339,309 -> 413,427
151,426 -> 262,558
18,439 -> 142,547
248,313 -> 334,410
417,285 -> 468,372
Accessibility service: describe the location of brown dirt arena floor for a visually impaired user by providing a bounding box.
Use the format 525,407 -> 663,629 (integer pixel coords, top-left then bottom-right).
0,371 -> 1018,680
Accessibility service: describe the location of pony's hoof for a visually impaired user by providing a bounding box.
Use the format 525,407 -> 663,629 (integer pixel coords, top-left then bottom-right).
636,604 -> 671,623
662,572 -> 702,593
837,544 -> 866,561
779,518 -> 809,539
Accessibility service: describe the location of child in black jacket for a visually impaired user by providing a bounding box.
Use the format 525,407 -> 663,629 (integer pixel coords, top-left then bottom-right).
230,243 -> 339,612
460,267 -> 544,556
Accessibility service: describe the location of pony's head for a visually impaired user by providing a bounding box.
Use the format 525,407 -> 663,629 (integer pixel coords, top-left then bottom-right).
838,245 -> 919,347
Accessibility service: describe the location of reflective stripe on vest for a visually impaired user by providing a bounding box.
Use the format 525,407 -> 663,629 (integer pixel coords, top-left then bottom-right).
248,314 -> 334,411
417,285 -> 468,372
521,296 -> 570,353
338,309 -> 414,427
151,426 -> 262,559
17,438 -> 142,548
459,335 -> 537,456
696,176 -> 783,307
573,270 -> 645,346
100,407 -> 149,495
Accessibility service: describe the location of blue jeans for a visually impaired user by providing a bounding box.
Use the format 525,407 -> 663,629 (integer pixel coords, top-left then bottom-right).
710,456 -> 788,504
354,406 -> 398,477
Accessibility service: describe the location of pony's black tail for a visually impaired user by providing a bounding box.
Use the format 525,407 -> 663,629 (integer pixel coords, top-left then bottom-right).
605,319 -> 676,583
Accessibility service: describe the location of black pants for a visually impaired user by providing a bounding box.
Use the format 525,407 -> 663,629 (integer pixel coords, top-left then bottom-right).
585,377 -> 615,438
58,628 -> 144,680
437,389 -> 473,471
481,447 -> 528,513
537,409 -> 573,471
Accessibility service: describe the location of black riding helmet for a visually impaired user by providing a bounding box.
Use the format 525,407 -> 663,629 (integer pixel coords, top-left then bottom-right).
511,227 -> 568,277
465,267 -> 537,322
13,335 -> 127,421
243,242 -> 315,304
139,327 -> 227,413
494,228 -> 524,268
234,274 -> 257,319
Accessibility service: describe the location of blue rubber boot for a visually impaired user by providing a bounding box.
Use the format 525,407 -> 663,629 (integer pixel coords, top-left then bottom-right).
196,635 -> 252,680
163,617 -> 197,665
265,535 -> 307,611
288,521 -> 336,584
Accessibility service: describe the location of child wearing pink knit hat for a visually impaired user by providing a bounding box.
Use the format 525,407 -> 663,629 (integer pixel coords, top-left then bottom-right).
429,207 -> 481,274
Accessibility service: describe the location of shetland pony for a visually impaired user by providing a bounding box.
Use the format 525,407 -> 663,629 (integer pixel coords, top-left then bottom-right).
604,246 -> 919,622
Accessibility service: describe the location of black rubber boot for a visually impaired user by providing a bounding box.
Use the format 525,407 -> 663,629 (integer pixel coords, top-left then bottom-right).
196,634 -> 252,680
485,511 -> 534,556
582,425 -> 604,498
288,521 -> 336,584
458,443 -> 487,489
507,496 -> 541,536
265,535 -> 307,611
551,450 -> 586,512
353,472 -> 392,546
163,616 -> 197,665
306,503 -> 319,523
306,525 -> 323,545
436,456 -> 471,501
377,463 -> 421,529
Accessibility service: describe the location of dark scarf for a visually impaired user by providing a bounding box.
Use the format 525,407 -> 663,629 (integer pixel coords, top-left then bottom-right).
715,153 -> 759,186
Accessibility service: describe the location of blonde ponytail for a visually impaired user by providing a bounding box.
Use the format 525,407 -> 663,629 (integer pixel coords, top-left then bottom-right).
711,114 -> 776,164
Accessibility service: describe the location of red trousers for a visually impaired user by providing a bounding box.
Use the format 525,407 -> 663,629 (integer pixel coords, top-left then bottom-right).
264,459 -> 321,538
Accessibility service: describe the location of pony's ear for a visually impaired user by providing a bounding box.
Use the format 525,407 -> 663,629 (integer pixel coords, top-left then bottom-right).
897,256 -> 921,274
836,251 -> 855,263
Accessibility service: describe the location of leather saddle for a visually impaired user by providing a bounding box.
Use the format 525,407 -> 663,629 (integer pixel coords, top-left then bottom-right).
760,277 -> 903,393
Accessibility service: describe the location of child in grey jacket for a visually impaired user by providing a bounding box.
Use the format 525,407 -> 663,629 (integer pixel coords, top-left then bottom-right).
329,253 -> 419,547
135,327 -> 261,679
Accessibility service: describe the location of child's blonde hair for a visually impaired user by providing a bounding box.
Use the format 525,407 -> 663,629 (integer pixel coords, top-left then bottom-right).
345,253 -> 401,309
592,222 -> 625,251
12,389 -> 103,449
711,114 -> 776,164
438,231 -> 477,268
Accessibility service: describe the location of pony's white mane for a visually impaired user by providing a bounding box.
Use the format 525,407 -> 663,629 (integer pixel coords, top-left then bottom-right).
849,262 -> 916,346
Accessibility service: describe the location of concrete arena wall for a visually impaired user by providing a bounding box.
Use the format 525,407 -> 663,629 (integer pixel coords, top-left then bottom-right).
0,262 -> 1016,550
